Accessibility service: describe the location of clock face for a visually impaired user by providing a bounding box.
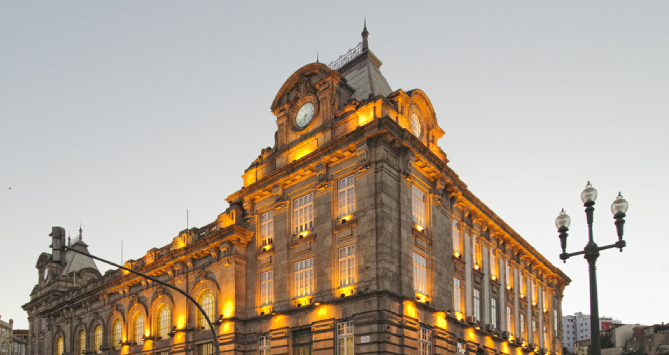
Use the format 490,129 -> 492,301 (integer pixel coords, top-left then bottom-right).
43,268 -> 48,280
296,102 -> 315,128
411,112 -> 422,137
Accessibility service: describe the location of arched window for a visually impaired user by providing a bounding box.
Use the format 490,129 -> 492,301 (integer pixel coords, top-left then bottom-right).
133,313 -> 144,345
157,305 -> 171,339
57,337 -> 64,355
198,289 -> 214,330
111,320 -> 122,350
77,330 -> 86,355
94,326 -> 102,354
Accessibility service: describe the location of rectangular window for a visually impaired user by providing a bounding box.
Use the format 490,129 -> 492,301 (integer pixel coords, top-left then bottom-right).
554,310 -> 559,337
258,335 -> 270,355
339,245 -> 355,287
506,260 -> 512,288
419,328 -> 432,355
454,277 -> 463,313
260,211 -> 274,246
473,288 -> 481,322
413,252 -> 427,295
337,321 -> 354,355
519,273 -> 525,297
295,258 -> 314,297
544,326 -> 549,346
521,314 -> 526,338
506,306 -> 513,335
260,270 -> 274,306
293,330 -> 312,355
338,176 -> 355,218
453,220 -> 462,257
452,220 -> 461,256
197,343 -> 213,355
533,281 -> 538,304
533,320 -> 538,343
543,289 -> 548,310
491,298 -> 498,329
489,249 -> 496,279
412,186 -> 426,228
473,235 -> 480,267
294,193 -> 314,234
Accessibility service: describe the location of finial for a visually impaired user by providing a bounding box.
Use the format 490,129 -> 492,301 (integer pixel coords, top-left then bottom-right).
316,51 -> 319,63
79,224 -> 82,240
361,17 -> 369,51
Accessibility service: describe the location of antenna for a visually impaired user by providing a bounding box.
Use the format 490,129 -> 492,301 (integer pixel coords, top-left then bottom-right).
187,209 -> 189,231
121,240 -> 123,265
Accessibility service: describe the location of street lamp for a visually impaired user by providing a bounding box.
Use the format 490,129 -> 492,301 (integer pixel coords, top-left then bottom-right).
555,182 -> 628,355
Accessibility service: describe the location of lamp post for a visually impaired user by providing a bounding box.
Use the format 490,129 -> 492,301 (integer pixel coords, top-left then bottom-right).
555,182 -> 628,355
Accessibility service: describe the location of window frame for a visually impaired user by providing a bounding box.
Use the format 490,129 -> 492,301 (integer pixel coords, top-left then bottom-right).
419,327 -> 432,355
452,220 -> 461,256
258,335 -> 270,355
293,193 -> 314,235
473,288 -> 481,322
94,325 -> 102,354
77,330 -> 86,355
198,289 -> 214,330
112,320 -> 122,350
133,312 -> 144,345
261,270 -> 274,306
337,321 -> 354,355
491,298 -> 498,329
294,258 -> 314,298
413,252 -> 428,295
338,245 -> 356,287
337,176 -> 355,218
412,186 -> 426,228
453,277 -> 463,314
157,305 -> 170,339
260,211 -> 274,246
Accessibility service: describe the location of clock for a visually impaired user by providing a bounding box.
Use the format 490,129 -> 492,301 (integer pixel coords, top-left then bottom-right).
44,268 -> 48,281
410,112 -> 422,137
295,102 -> 315,128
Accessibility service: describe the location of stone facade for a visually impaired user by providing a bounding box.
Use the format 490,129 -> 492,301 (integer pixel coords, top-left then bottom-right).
22,27 -> 570,355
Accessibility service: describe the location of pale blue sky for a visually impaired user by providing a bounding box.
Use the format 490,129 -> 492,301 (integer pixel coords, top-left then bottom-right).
2,2 -> 667,328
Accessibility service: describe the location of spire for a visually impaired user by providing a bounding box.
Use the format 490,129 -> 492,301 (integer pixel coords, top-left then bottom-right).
316,51 -> 319,63
361,18 -> 369,51
79,224 -> 82,241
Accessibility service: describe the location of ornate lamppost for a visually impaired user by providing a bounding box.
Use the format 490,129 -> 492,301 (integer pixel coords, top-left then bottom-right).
554,182 -> 628,355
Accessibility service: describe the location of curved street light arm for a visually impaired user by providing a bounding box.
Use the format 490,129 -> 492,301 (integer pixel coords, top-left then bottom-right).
62,245 -> 220,355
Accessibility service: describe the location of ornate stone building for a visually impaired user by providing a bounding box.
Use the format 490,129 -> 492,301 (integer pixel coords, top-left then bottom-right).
23,26 -> 570,355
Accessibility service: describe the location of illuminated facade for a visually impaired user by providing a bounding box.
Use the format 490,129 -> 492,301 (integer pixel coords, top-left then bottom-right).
23,26 -> 570,355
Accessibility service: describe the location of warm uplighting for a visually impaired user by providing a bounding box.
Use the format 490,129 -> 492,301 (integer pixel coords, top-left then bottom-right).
177,315 -> 186,329
404,301 -> 417,318
532,301 -> 537,307
507,285 -> 512,290
357,105 -> 374,126
341,214 -> 353,223
454,252 -> 461,258
262,245 -> 270,252
436,313 -> 447,329
295,296 -> 313,307
455,311 -> 464,321
338,286 -> 356,297
415,292 -> 428,303
298,231 -> 309,238
260,306 -> 273,316
415,224 -> 424,232
492,275 -> 497,281
222,301 -> 234,318
474,264 -> 480,270
314,301 -> 320,306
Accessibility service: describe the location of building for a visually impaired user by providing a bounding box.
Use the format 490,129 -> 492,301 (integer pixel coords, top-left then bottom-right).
1,318 -> 12,355
573,339 -> 590,355
0,317 -> 27,355
22,26 -> 571,355
625,324 -> 669,355
12,330 -> 28,355
562,313 -> 621,352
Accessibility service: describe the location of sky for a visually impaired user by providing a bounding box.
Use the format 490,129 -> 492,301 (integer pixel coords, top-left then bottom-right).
1,2 -> 667,329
